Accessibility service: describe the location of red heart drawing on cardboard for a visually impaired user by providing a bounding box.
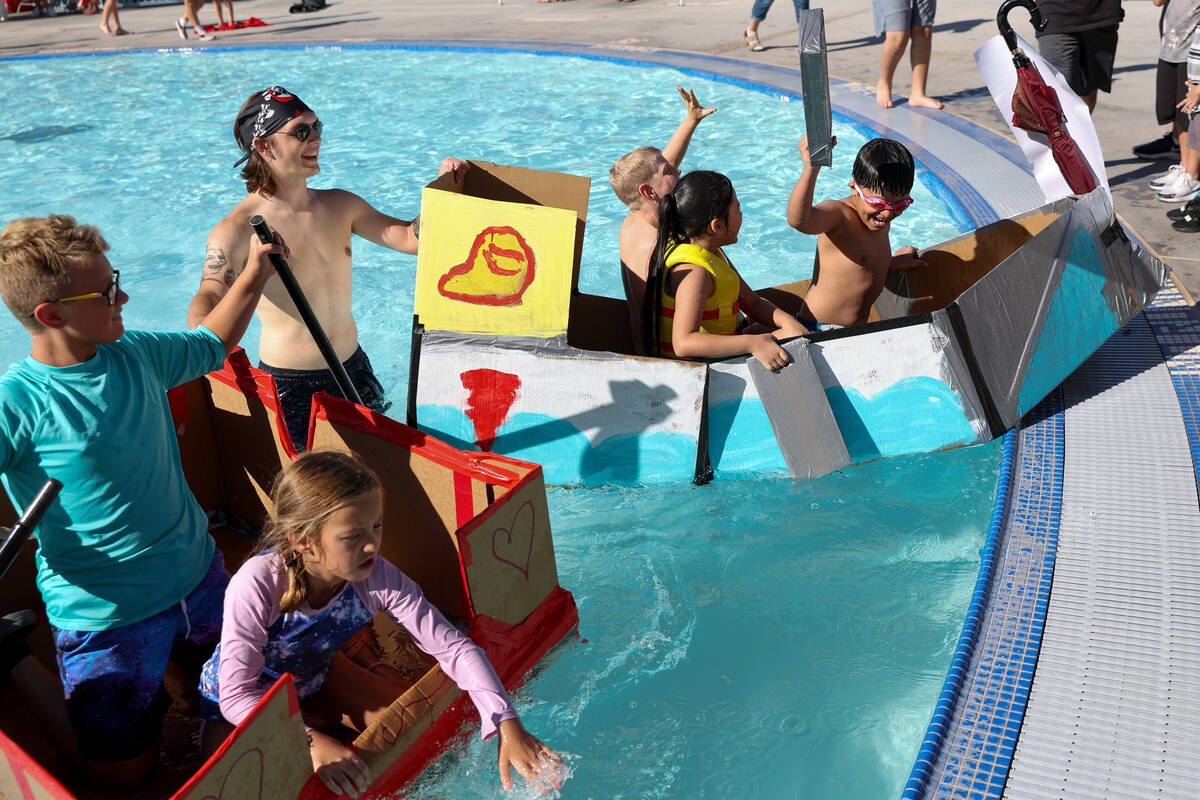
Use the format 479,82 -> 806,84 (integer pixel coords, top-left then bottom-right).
491,500 -> 535,580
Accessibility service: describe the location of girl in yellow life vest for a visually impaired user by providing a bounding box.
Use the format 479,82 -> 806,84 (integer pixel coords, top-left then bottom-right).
645,170 -> 809,370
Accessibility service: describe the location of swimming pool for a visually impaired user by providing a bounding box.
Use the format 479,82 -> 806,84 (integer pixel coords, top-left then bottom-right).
0,46 -> 994,798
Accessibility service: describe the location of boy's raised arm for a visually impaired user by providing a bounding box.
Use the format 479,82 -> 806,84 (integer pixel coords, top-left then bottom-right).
787,135 -> 843,234
662,87 -> 716,167
199,234 -> 281,355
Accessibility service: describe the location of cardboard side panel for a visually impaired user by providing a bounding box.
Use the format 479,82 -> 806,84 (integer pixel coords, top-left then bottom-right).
755,280 -> 811,318
308,410 -> 470,621
748,338 -> 851,479
415,189 -> 577,337
955,189 -> 1166,426
204,354 -> 297,532
877,205 -> 1064,319
456,470 -> 558,627
461,161 -> 591,292
1012,210 -> 1166,418
170,378 -> 223,515
567,293 -> 635,356
0,727 -> 75,800
707,360 -> 789,478
352,664 -> 459,766
170,677 -> 310,800
809,322 -> 990,460
415,334 -> 706,486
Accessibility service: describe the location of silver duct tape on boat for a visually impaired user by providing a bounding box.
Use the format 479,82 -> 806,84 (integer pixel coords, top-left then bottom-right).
747,317 -> 992,479
953,188 -> 1168,428
747,337 -> 850,478
798,9 -> 833,167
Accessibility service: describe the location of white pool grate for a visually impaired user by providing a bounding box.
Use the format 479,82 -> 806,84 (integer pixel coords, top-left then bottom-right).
1002,313 -> 1200,799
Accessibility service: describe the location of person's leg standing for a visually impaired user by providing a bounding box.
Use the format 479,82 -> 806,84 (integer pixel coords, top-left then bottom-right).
907,0 -> 942,108
746,0 -> 774,50
1037,32 -> 1091,108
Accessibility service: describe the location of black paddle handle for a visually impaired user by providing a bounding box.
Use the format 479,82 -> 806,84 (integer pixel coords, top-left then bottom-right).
0,478 -> 62,581
248,215 -> 364,406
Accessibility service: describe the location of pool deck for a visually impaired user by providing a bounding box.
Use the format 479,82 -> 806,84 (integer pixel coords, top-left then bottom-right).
4,2 -> 1200,798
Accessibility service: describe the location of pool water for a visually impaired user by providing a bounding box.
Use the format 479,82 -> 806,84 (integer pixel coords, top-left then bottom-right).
409,443 -> 999,799
0,46 -> 965,402
0,47 -> 993,799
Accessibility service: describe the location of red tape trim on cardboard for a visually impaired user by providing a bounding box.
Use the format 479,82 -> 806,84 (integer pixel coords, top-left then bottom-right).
169,674 -> 304,800
207,348 -> 299,460
310,392 -> 530,486
0,730 -> 74,800
364,586 -> 578,798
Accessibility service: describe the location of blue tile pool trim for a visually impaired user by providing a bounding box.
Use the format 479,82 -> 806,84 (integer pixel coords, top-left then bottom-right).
1143,283 -> 1200,498
901,389 -> 1065,800
900,426 -> 1018,798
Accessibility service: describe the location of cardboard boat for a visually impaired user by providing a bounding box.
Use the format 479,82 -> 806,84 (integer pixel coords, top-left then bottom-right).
408,162 -> 1166,486
0,351 -> 578,799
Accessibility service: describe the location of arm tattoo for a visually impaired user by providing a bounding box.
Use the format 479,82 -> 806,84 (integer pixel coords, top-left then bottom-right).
202,246 -> 237,288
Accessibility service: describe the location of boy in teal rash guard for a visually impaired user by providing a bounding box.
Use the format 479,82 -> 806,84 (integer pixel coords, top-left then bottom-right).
0,214 -> 281,789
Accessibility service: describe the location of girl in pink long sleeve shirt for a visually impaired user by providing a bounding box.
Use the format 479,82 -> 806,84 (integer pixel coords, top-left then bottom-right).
198,450 -> 562,797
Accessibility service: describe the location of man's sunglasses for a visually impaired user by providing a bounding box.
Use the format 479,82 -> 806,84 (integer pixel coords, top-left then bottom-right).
850,182 -> 914,213
47,270 -> 121,308
278,120 -> 322,142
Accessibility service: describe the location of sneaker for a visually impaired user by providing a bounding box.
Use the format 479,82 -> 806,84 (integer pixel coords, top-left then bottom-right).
1173,205 -> 1200,232
1132,132 -> 1180,161
1157,174 -> 1200,203
196,28 -> 214,40
1149,164 -> 1183,190
1167,197 -> 1200,221
175,17 -> 188,39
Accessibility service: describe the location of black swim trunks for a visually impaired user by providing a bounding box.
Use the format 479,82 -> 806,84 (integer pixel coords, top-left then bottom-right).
258,346 -> 390,450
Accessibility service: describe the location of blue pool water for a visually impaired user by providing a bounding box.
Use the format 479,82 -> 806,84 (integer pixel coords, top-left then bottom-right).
0,47 -> 995,798
0,46 -> 965,401
410,444 -> 1000,799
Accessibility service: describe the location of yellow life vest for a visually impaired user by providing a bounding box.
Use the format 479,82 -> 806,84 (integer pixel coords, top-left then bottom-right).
657,242 -> 742,356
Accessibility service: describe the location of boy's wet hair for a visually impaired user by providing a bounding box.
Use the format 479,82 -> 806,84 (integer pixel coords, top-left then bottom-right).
645,170 -> 736,354
0,215 -> 109,334
235,91 -> 279,199
852,138 -> 915,197
610,147 -> 665,209
259,450 -> 381,613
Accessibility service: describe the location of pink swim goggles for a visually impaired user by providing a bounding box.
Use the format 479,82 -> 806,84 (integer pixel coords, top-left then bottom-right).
850,181 -> 914,213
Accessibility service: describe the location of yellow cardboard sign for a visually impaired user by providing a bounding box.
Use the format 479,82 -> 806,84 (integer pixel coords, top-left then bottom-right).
415,188 -> 577,337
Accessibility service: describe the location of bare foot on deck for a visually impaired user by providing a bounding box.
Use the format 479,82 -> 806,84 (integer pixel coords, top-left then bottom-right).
909,94 -> 944,109
99,22 -> 113,34
876,79 -> 894,108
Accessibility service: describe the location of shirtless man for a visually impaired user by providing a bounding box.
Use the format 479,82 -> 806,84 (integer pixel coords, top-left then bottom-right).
785,135 -> 925,328
187,86 -> 467,448
609,87 -> 715,354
